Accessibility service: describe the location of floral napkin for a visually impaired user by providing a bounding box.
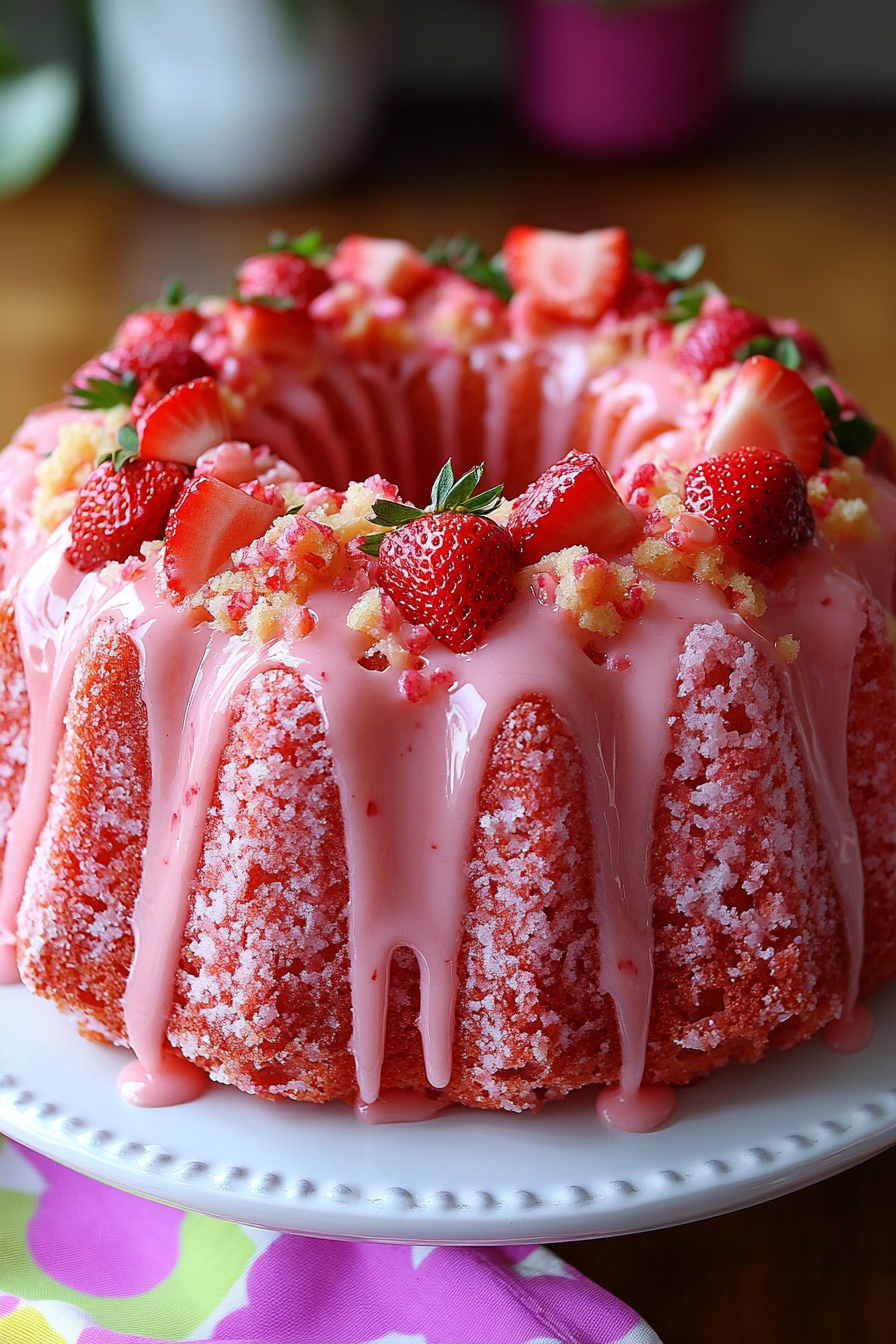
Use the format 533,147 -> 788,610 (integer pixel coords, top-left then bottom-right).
0,1137 -> 661,1344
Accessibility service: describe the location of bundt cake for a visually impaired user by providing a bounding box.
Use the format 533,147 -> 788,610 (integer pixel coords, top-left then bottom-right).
1,225 -> 895,1132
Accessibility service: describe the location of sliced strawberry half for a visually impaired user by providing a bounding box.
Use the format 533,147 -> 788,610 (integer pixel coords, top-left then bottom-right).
703,355 -> 828,478
501,226 -> 630,324
163,476 -> 281,598
507,451 -> 640,565
329,235 -> 434,298
138,377 -> 230,467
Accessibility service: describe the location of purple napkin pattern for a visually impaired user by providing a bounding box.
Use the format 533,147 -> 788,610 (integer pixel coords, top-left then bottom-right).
0,1136 -> 661,1343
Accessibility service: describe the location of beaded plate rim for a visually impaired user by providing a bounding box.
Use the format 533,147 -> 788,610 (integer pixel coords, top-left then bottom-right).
2,982 -> 896,1244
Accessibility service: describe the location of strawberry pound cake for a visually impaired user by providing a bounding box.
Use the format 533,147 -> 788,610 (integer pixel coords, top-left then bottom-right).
0,225 -> 894,1132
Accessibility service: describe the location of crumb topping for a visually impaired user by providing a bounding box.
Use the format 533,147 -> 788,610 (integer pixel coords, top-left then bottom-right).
33,415 -> 123,533
807,457 -> 880,542
521,547 -> 655,637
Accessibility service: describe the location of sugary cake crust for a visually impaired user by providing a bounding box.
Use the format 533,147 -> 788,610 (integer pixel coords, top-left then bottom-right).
16,619 -> 150,1045
15,610 -> 893,1109
170,669 -> 355,1101
647,621 -> 847,1085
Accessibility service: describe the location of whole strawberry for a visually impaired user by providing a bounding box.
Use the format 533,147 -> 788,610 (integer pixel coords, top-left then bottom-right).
361,462 -> 516,653
236,251 -> 330,306
683,446 -> 815,567
67,456 -> 190,573
676,300 -> 772,383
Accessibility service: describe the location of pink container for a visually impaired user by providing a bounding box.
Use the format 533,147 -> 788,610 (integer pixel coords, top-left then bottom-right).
516,0 -> 735,157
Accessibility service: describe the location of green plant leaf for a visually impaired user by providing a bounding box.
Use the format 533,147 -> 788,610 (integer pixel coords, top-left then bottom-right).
423,235 -> 513,302
97,423 -> 140,471
267,227 -> 329,262
735,335 -> 802,370
464,484 -> 504,514
813,384 -> 841,421
835,415 -> 878,457
662,279 -> 721,323
159,275 -> 185,307
430,459 -> 456,511
634,243 -> 705,285
68,371 -> 139,412
359,531 -> 385,558
443,464 -> 485,511
812,384 -> 878,457
370,499 -> 425,527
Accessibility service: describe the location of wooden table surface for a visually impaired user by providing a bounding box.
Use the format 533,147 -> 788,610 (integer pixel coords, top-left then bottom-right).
2,99 -> 895,1343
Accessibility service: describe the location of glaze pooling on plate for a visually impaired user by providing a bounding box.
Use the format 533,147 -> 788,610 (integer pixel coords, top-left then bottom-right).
3,983 -> 896,1242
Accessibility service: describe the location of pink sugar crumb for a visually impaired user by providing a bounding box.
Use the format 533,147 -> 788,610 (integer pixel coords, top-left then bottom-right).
398,670 -> 430,703
628,463 -> 658,494
613,586 -> 647,620
120,555 -> 143,583
405,624 -> 432,655
532,573 -> 557,606
397,667 -> 454,702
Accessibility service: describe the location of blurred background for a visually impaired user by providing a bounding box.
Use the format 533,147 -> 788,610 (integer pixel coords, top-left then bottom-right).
0,2 -> 894,1338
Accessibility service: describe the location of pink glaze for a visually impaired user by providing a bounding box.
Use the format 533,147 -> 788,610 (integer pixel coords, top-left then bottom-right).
353,1090 -> 449,1124
0,324 -> 889,1120
0,941 -> 17,984
117,1054 -> 208,1107
822,1002 -> 874,1054
597,1082 -> 676,1133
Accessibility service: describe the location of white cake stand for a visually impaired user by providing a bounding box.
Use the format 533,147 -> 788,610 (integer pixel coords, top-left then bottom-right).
2,981 -> 895,1245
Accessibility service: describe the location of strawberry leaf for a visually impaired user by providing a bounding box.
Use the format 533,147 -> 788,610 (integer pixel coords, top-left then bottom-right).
633,243 -> 705,285
464,484 -> 504,515
813,384 -> 878,457
359,531 -> 385,558
735,334 -> 802,370
813,384 -> 840,421
834,415 -> 878,457
244,293 -> 297,310
430,459 -> 456,511
370,499 -> 425,527
423,235 -> 513,302
96,422 -> 140,471
68,369 -> 139,411
662,279 -> 721,323
267,227 -> 330,262
159,275 -> 185,307
443,464 -> 485,511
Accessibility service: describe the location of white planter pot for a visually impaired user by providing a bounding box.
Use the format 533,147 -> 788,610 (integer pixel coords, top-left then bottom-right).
90,0 -> 387,203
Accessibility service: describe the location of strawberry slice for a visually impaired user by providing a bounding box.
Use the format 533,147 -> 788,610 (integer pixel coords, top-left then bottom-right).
138,377 -> 230,467
329,235 -> 434,298
703,355 -> 828,478
163,476 -> 281,598
507,451 -> 640,565
224,296 -> 316,357
501,226 -> 630,324
67,459 -> 190,573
